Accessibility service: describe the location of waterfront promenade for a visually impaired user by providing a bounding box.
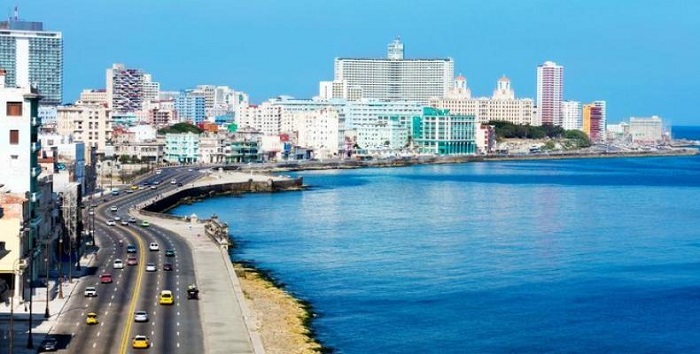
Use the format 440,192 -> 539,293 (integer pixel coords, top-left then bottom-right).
129,170 -> 294,354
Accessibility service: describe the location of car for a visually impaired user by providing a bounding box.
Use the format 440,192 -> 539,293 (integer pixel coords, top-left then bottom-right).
187,168 -> 193,172
114,216 -> 121,221
99,273 -> 113,284
165,249 -> 175,257
162,263 -> 173,271
121,220 -> 129,226
141,220 -> 150,227
145,263 -> 157,272
91,202 -> 98,208
177,182 -> 183,187
39,336 -> 58,351
130,185 -> 139,190
84,286 -> 97,297
111,190 -> 119,196
131,335 -> 150,349
86,312 -> 98,325
127,244 -> 137,253
150,185 -> 157,190
127,256 -> 138,266
88,210 -> 94,215
134,311 -> 149,322
155,169 -> 162,175
106,220 -> 116,226
113,259 -> 124,269
149,242 -> 159,251
128,217 -> 137,223
159,290 -> 174,305
110,206 -> 118,212
125,189 -> 133,194
170,179 -> 177,185
153,180 -> 161,185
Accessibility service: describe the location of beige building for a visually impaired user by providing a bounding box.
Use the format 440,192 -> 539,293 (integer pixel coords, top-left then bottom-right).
629,116 -> 664,144
292,108 -> 344,159
56,103 -> 113,157
430,76 -> 535,125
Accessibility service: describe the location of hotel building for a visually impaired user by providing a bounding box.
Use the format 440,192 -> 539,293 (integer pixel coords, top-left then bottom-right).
0,15 -> 63,105
325,38 -> 454,102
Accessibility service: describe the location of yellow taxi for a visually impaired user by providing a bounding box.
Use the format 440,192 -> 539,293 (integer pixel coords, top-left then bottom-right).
132,335 -> 150,349
86,312 -> 98,325
130,185 -> 139,190
159,290 -> 174,305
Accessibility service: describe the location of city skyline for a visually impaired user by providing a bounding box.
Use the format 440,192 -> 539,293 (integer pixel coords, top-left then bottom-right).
12,0 -> 700,125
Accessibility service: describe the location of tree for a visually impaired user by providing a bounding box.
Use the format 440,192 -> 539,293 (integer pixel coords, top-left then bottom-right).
564,130 -> 591,148
118,154 -> 130,164
158,123 -> 203,135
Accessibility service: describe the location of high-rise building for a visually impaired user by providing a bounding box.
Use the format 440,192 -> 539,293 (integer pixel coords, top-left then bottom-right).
0,12 -> 63,105
582,104 -> 603,141
592,100 -> 606,136
174,93 -> 206,123
329,38 -> 454,102
106,63 -> 152,113
561,100 -> 581,130
536,61 -> 564,126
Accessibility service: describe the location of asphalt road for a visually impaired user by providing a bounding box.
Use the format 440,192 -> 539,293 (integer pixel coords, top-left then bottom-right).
46,167 -> 205,354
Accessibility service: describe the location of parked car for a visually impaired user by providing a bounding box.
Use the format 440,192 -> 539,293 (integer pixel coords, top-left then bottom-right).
39,337 -> 58,352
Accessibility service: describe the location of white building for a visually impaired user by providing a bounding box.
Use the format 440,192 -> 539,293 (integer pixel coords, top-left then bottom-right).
292,108 -> 344,158
629,116 -> 663,144
343,99 -> 423,130
536,61 -> 564,126
38,105 -> 57,130
430,76 -> 535,125
164,132 -> 200,163
127,125 -> 157,142
142,74 -> 160,104
561,100 -> 581,130
56,103 -> 112,156
0,17 -> 63,105
328,38 -> 454,102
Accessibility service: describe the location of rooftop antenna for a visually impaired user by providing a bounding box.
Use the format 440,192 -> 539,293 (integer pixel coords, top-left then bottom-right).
13,5 -> 18,21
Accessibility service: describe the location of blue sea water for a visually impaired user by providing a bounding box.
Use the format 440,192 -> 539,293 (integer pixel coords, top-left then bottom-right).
172,155 -> 700,353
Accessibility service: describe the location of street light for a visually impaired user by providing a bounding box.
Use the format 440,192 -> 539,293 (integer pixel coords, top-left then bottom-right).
58,237 -> 63,299
44,250 -> 49,318
26,232 -> 35,349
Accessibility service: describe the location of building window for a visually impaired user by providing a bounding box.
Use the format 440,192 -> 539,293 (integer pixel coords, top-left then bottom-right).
7,102 -> 22,116
9,130 -> 19,144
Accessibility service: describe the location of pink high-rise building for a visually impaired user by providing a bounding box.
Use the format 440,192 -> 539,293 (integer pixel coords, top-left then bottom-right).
536,61 -> 563,126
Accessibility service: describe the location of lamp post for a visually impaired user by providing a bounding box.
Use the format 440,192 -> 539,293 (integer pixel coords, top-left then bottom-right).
27,239 -> 35,349
44,249 -> 49,318
58,237 -> 63,299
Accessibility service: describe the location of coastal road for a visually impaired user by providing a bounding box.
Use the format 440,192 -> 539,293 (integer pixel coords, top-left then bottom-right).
47,167 -> 205,353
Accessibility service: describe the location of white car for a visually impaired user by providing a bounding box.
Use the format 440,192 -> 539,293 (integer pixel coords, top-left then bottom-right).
107,220 -> 116,226
113,259 -> 124,269
128,217 -> 137,223
145,263 -> 157,272
84,286 -> 97,297
149,243 -> 159,251
134,311 -> 149,322
110,206 -> 118,212
170,179 -> 177,185
187,168 -> 193,172
114,216 -> 121,221
121,220 -> 129,226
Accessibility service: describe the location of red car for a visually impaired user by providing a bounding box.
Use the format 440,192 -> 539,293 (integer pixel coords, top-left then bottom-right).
127,256 -> 138,266
100,273 -> 113,284
162,263 -> 173,271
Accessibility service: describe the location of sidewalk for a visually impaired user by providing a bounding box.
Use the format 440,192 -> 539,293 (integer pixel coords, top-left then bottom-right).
0,254 -> 95,354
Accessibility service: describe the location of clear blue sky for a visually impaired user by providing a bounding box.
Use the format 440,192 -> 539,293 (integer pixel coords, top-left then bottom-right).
14,0 -> 700,125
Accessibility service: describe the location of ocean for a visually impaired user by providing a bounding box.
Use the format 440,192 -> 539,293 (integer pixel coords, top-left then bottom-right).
172,132 -> 700,353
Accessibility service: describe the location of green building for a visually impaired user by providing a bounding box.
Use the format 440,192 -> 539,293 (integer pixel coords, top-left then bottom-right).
411,107 -> 476,155
226,140 -> 261,163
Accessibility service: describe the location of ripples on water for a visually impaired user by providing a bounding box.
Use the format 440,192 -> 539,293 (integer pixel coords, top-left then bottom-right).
173,155 -> 700,353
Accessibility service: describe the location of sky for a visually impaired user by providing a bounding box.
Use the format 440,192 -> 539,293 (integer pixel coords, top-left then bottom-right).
11,0 -> 700,125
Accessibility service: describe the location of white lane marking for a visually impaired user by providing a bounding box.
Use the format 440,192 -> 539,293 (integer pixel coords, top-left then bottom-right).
75,322 -> 79,327
111,295 -> 115,299
97,331 -> 101,336
105,311 -> 109,316
151,330 -> 154,335
80,312 -> 85,316
177,322 -> 180,327
177,343 -> 180,348
109,302 -> 112,307
177,312 -> 180,316
93,343 -> 97,348
176,331 -> 179,336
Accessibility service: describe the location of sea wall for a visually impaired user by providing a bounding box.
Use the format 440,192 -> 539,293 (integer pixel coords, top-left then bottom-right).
143,177 -> 304,214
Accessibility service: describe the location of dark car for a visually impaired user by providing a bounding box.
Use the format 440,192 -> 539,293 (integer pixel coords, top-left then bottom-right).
39,337 -> 58,352
177,182 -> 183,187
126,244 -> 137,253
165,249 -> 175,257
162,263 -> 173,271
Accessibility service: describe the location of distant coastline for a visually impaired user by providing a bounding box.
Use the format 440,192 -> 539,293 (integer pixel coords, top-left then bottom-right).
237,148 -> 699,173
